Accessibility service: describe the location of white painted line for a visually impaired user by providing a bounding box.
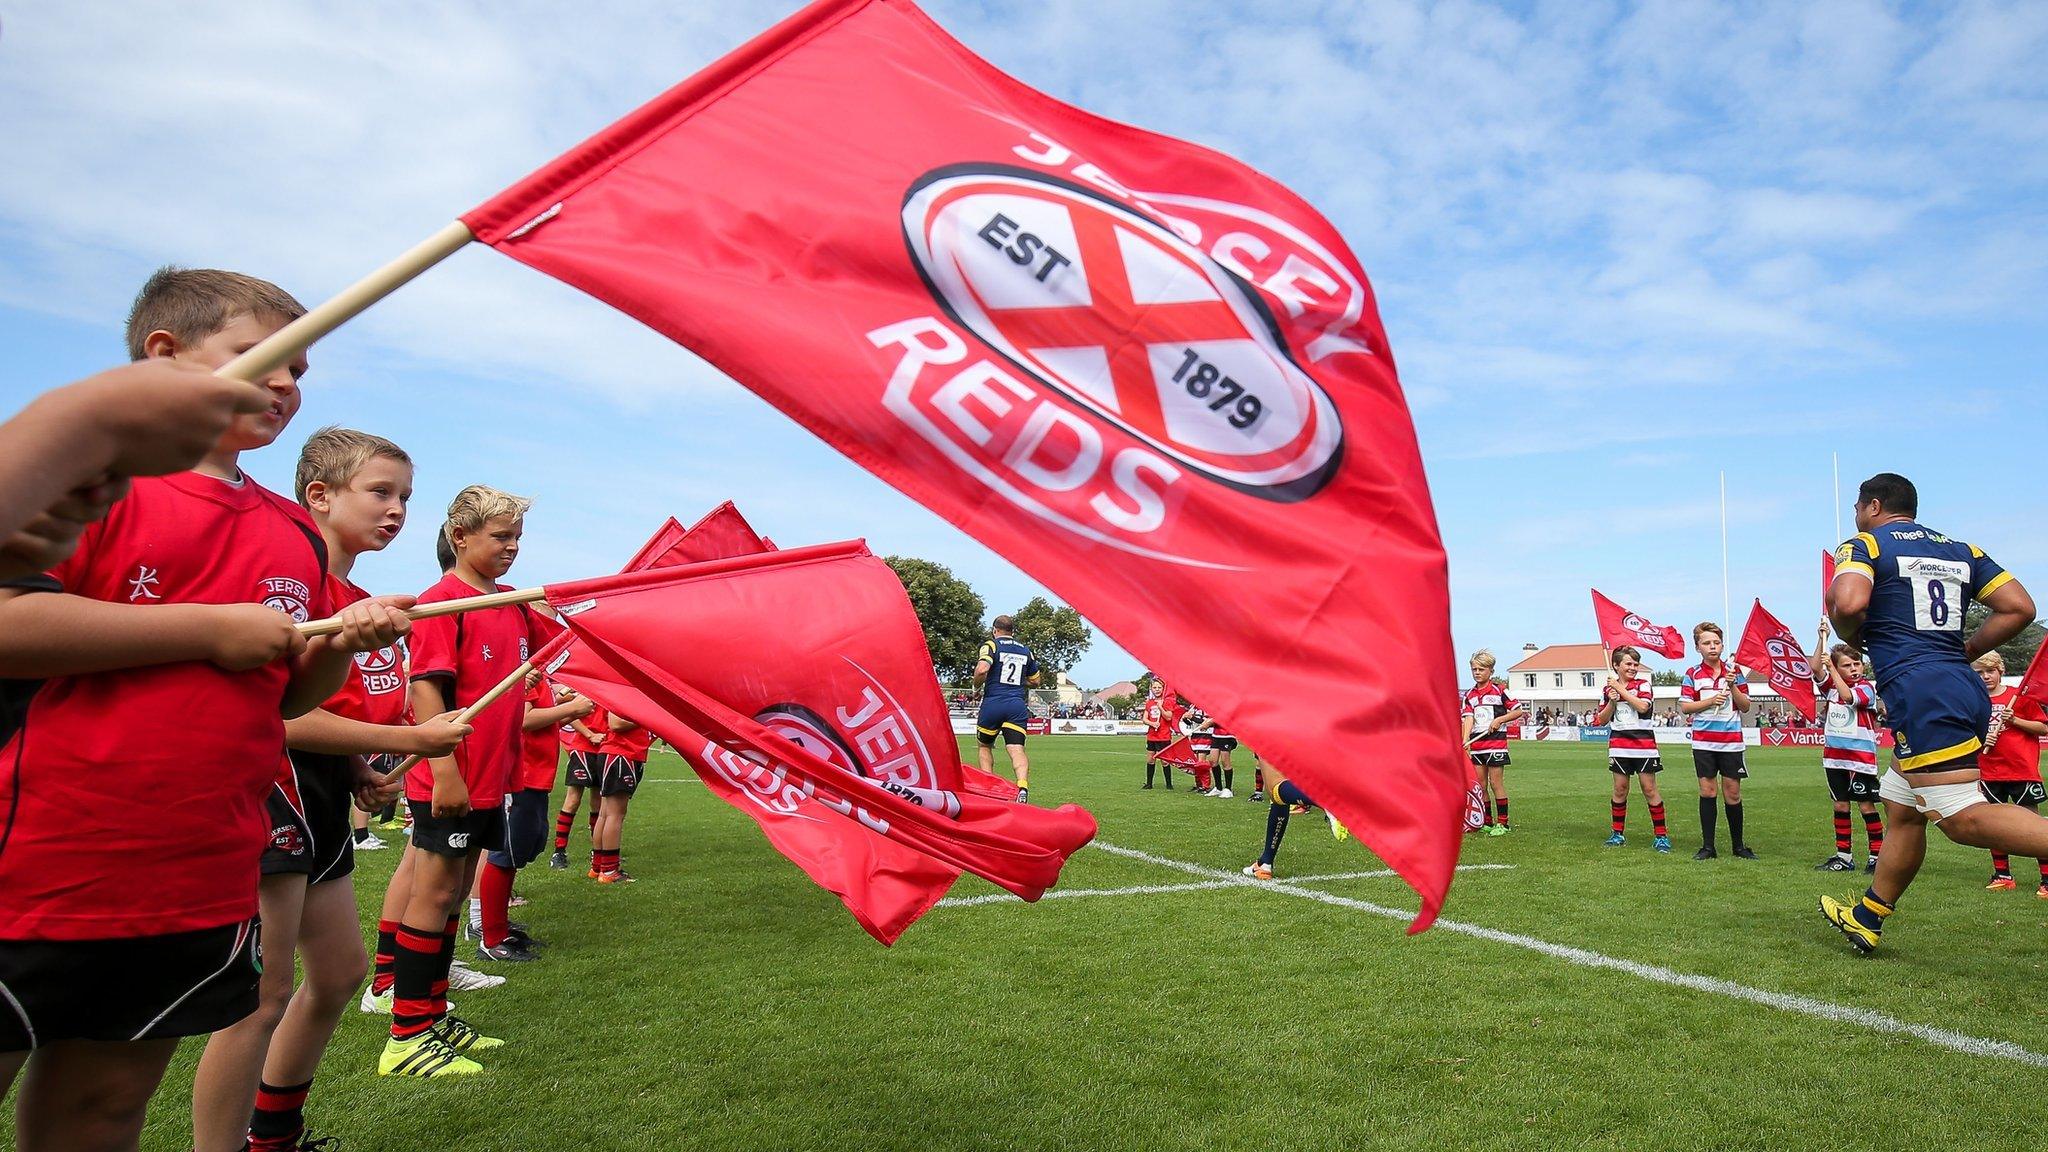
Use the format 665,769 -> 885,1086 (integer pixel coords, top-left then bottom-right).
938,864 -> 1515,909
1090,842 -> 2048,1069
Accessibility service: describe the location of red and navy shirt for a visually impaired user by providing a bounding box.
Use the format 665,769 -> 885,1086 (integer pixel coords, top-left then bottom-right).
1461,681 -> 1518,752
404,573 -> 538,810
0,473 -> 328,940
1604,677 -> 1657,759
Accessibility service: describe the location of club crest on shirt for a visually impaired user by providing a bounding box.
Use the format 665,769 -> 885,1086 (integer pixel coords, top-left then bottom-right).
268,823 -> 307,855
353,645 -> 405,695
260,577 -> 312,623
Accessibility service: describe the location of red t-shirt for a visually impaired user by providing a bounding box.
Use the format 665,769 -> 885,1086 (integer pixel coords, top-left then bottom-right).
0,473 -> 328,940
1144,696 -> 1180,741
322,573 -> 411,728
519,677 -> 563,791
403,573 -> 537,809
607,712 -> 653,760
558,698 -> 599,755
1982,686 -> 2045,783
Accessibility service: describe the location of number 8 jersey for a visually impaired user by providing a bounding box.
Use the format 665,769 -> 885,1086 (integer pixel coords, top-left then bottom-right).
1835,521 -> 2010,683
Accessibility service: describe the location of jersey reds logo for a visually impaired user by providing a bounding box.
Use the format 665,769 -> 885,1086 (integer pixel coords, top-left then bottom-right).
1761,637 -> 1806,688
260,577 -> 312,622
1622,613 -> 1650,635
901,165 -> 1343,504
353,645 -> 404,695
269,824 -> 306,855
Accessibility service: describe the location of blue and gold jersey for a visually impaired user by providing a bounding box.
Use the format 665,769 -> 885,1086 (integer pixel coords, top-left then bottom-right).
1835,520 -> 2010,685
978,636 -> 1038,702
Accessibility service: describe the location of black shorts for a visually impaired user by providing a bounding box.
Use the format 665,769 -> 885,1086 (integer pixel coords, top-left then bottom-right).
0,917 -> 260,1051
1984,779 -> 2047,807
598,755 -> 644,798
1211,735 -> 1238,752
566,750 -> 601,789
1470,751 -> 1509,769
407,799 -> 507,858
1692,749 -> 1748,779
1609,756 -> 1662,776
1145,739 -> 1169,754
1826,767 -> 1883,802
259,760 -> 357,884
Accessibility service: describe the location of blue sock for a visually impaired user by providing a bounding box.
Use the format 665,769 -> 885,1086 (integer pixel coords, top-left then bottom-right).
1851,887 -> 1893,932
1259,802 -> 1290,866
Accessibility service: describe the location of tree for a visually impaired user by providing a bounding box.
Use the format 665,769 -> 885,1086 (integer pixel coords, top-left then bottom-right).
1962,602 -> 2044,673
1010,596 -> 1093,678
883,556 -> 986,684
1105,692 -> 1139,718
1651,670 -> 1681,686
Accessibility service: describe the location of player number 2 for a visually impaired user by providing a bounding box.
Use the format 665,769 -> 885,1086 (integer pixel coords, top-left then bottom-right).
998,653 -> 1029,686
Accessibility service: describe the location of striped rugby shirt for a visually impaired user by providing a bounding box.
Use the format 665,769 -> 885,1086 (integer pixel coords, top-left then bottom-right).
1462,681 -> 1518,753
1604,676 -> 1658,759
1816,676 -> 1880,774
1680,662 -> 1747,751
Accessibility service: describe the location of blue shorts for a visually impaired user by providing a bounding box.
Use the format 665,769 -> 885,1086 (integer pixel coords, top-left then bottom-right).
976,696 -> 1030,746
1881,662 -> 1991,771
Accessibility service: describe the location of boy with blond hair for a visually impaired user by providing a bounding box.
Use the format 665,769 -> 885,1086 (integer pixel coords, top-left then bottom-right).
1974,652 -> 2048,895
192,427 -> 473,1148
1809,624 -> 1884,874
1459,650 -> 1524,834
1680,622 -> 1754,859
0,268 -> 409,1150
377,485 -> 541,1075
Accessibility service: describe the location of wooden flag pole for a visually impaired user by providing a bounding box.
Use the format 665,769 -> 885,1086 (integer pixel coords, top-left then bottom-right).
377,652 -> 543,785
216,221 -> 475,384
298,585 -> 545,638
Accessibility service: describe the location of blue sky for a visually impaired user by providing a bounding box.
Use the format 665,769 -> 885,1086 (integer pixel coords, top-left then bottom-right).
3,1 -> 2043,688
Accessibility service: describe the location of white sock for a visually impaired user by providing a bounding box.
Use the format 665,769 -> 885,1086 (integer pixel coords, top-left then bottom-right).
468,896 -> 483,928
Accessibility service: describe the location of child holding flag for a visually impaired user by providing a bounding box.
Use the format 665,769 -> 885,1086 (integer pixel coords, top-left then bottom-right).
380,485 -> 543,1076
1595,646 -> 1669,852
0,269 -> 410,1148
1809,623 -> 1884,874
1975,652 -> 2048,895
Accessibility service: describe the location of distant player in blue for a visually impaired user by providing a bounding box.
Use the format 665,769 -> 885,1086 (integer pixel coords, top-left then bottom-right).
1819,473 -> 2042,954
973,614 -> 1039,804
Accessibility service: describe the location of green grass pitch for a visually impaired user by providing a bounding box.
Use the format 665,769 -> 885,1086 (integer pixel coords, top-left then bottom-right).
106,739 -> 2048,1149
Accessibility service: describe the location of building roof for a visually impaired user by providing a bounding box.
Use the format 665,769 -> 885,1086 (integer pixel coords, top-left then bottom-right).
1507,643 -> 1608,672
1088,680 -> 1138,704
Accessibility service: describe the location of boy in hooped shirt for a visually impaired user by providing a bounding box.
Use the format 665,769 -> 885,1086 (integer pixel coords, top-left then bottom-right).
0,269 -> 408,1149
1679,622 -> 1754,860
1809,623 -> 1884,875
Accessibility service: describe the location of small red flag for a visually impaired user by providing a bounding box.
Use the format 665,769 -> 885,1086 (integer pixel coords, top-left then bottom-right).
542,542 -> 1097,942
465,0 -> 1464,926
1822,549 -> 1837,610
1151,734 -> 1205,770
1590,590 -> 1685,660
1734,599 -> 1817,722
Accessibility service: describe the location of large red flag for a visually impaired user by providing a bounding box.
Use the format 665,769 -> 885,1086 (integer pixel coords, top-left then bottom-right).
2018,640 -> 2048,707
1734,599 -> 1817,722
543,542 -> 1097,942
1590,590 -> 1685,660
464,0 -> 1462,925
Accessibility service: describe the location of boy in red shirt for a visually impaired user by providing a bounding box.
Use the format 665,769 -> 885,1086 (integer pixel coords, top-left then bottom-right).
1975,653 -> 2048,895
593,710 -> 653,882
193,427 -> 473,1147
1140,680 -> 1179,790
0,269 -> 409,1149
379,485 -> 541,1076
551,701 -> 611,869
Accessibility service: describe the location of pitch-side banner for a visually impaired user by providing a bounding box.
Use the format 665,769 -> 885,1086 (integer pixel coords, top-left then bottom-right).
464,0 -> 1463,925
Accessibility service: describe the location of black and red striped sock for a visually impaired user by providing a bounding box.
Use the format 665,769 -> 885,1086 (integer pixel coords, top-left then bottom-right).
432,915 -> 458,1018
554,810 -> 575,852
372,919 -> 399,995
248,1077 -> 313,1151
1493,798 -> 1509,828
391,924 -> 442,1041
1610,801 -> 1627,834
2037,860 -> 2048,884
1833,812 -> 1853,854
1864,810 -> 1884,856
1992,852 -> 2012,878
594,848 -> 619,875
1649,803 -> 1667,837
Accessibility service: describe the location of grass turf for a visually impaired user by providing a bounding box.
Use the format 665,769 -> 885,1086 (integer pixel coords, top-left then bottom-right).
71,739 -> 2048,1148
